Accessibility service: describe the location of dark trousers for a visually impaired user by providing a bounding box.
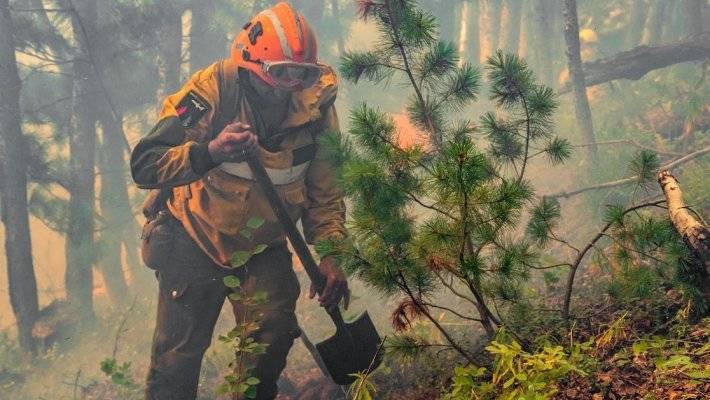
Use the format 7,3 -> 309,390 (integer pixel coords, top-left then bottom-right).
143,215 -> 301,400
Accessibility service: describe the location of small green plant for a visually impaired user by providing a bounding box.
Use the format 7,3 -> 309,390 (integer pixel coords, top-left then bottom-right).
216,275 -> 268,399
230,216 -> 269,267
97,299 -> 142,398
99,357 -> 140,397
627,317 -> 710,385
443,333 -> 585,400
349,371 -> 378,400
217,216 -> 269,399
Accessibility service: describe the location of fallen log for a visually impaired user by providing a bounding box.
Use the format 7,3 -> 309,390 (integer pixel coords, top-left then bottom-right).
658,170 -> 710,292
559,31 -> 710,94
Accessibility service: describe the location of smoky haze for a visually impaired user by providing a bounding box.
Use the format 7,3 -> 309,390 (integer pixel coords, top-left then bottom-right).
0,1 -> 708,399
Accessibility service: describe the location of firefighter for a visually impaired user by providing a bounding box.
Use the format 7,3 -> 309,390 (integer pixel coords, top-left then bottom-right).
130,3 -> 348,399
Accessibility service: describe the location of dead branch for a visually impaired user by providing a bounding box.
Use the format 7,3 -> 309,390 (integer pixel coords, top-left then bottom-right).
658,170 -> 710,293
547,146 -> 710,199
562,200 -> 667,322
559,31 -> 710,94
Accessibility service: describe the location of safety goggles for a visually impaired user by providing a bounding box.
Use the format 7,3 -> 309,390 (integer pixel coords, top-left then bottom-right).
262,61 -> 322,90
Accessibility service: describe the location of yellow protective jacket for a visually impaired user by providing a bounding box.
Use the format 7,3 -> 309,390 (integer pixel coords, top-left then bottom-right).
130,60 -> 346,267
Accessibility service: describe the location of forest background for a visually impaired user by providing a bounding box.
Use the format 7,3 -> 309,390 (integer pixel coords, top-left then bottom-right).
0,0 -> 708,399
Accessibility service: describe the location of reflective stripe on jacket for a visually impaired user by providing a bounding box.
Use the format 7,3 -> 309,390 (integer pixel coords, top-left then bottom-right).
130,60 -> 346,267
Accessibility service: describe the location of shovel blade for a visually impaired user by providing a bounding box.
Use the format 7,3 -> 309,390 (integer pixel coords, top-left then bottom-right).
315,311 -> 383,385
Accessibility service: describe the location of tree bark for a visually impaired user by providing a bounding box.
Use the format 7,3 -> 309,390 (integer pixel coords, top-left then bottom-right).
66,0 -> 99,317
0,0 -> 40,352
658,170 -> 710,299
562,0 -> 597,161
499,0 -> 523,54
558,32 -> 710,94
641,0 -> 667,45
478,0 -> 502,63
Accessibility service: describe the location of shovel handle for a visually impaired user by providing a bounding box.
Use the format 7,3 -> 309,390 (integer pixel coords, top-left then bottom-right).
244,153 -> 347,330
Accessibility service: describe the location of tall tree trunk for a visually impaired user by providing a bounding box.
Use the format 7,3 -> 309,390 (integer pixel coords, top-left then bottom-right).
682,0 -> 704,38
478,0 -> 502,62
66,0 -> 99,317
532,0 -> 554,86
96,113 -> 133,305
0,0 -> 40,352
500,0 -> 523,54
563,0 -> 597,162
91,2 -> 148,297
641,0 -> 667,45
87,2 -> 141,304
626,0 -> 649,48
157,7 -> 183,100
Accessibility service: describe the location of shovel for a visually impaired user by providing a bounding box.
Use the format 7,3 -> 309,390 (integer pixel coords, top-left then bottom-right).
244,152 -> 383,385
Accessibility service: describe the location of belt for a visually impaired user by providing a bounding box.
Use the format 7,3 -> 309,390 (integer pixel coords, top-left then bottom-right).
218,143 -> 316,185
218,161 -> 310,185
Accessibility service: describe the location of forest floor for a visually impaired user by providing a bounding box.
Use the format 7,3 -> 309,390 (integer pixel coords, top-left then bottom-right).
552,293 -> 710,399
360,288 -> 710,400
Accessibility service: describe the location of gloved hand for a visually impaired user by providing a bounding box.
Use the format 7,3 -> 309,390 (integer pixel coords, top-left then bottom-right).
208,121 -> 258,163
309,256 -> 350,311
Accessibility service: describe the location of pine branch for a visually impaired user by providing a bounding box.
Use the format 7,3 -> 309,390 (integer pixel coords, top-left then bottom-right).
518,89 -> 531,182
383,0 -> 440,147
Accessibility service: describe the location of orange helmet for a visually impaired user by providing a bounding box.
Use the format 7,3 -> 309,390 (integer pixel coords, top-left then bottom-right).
231,2 -> 321,91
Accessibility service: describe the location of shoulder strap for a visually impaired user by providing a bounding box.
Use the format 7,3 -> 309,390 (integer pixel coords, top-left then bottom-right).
211,59 -> 241,139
